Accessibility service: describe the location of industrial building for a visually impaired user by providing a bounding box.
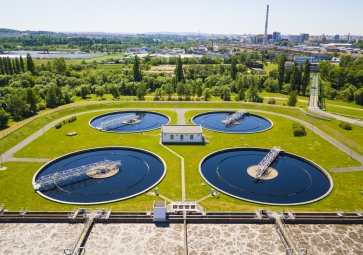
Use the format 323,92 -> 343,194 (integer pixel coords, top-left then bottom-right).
161,125 -> 203,144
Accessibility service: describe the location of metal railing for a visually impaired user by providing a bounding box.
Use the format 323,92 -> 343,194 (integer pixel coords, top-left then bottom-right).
19,207 -> 28,217
68,208 -> 80,220
355,208 -> 363,217
336,208 -> 345,217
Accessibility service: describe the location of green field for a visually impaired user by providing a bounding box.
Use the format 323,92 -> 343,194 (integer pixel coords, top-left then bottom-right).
0,101 -> 362,212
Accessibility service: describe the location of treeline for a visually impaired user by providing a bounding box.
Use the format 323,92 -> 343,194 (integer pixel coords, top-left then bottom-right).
0,55 -> 272,126
319,55 -> 363,105
0,36 -> 199,53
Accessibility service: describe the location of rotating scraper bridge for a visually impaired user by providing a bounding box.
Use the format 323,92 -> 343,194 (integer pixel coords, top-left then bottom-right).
221,110 -> 248,126
97,114 -> 140,131
34,160 -> 121,191
254,146 -> 282,180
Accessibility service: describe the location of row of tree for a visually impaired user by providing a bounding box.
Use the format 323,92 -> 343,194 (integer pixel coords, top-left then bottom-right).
0,54 -> 35,75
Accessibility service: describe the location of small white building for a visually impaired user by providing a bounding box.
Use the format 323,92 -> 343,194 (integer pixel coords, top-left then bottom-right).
161,125 -> 203,144
153,200 -> 166,222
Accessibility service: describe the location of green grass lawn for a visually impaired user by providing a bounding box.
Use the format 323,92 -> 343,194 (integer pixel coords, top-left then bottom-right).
326,105 -> 363,119
182,110 -> 363,212
326,98 -> 363,109
263,63 -> 278,74
1,104 -> 363,212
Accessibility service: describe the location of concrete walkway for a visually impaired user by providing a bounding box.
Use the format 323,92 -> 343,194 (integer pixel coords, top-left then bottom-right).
159,141 -> 186,201
2,107 -> 363,172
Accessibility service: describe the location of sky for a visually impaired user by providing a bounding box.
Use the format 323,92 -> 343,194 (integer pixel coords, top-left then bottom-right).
1,0 -> 363,35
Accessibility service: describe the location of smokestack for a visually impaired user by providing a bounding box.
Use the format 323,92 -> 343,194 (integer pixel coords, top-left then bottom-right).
264,5 -> 269,44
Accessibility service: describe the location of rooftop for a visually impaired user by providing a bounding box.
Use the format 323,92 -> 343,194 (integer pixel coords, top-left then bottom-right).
162,125 -> 202,134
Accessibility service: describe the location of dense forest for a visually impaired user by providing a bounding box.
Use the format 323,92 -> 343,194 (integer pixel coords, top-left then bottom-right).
318,55 -> 363,104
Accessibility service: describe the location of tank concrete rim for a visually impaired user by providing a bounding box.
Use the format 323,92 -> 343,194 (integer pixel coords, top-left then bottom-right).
192,111 -> 274,134
199,147 -> 333,206
88,111 -> 170,133
32,146 -> 167,205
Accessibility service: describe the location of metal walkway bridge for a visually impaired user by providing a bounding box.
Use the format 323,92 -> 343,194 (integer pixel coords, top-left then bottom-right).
34,160 -> 121,191
222,110 -> 248,126
254,146 -> 282,180
98,114 -> 139,131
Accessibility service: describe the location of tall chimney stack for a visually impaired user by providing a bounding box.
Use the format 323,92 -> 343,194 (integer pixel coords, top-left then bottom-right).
264,5 -> 269,44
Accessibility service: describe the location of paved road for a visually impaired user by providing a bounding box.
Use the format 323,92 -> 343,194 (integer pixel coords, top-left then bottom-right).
2,107 -> 363,172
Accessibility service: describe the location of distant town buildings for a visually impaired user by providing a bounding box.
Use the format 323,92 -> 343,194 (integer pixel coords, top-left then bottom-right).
273,32 -> 281,42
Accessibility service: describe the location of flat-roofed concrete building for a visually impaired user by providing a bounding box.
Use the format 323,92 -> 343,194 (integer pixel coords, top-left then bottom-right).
153,200 -> 166,222
161,125 -> 203,144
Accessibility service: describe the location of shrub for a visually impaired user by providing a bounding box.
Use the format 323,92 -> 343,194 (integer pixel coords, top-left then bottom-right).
267,98 -> 276,104
55,123 -> 63,129
339,122 -> 352,130
0,109 -> 10,127
38,102 -> 46,110
292,123 -> 306,137
67,116 -> 77,123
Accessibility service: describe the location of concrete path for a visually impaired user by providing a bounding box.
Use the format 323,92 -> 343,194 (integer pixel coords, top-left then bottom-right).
159,141 -> 186,201
2,107 -> 363,172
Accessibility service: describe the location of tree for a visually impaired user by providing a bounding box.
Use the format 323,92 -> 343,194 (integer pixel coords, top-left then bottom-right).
163,83 -> 174,100
95,86 -> 105,99
53,58 -> 67,74
301,59 -> 311,96
220,85 -> 231,101
246,83 -> 263,103
136,82 -> 146,100
263,78 -> 279,92
354,88 -> 363,106
202,88 -> 211,101
5,91 -> 29,119
133,56 -> 142,82
277,54 -> 286,91
0,58 -> 4,75
19,55 -> 25,72
195,78 -> 203,97
340,85 -> 357,102
174,56 -> 184,83
26,53 -> 35,74
15,57 -> 20,74
109,85 -> 120,99
231,57 -> 237,80
290,61 -> 299,92
45,86 -> 58,108
80,84 -> 91,99
287,90 -> 298,106
26,88 -> 38,114
318,61 -> 334,81
6,57 -> 13,75
0,109 -> 10,127
176,82 -> 184,98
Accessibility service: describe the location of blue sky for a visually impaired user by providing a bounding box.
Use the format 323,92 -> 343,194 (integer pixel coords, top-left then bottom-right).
1,0 -> 362,35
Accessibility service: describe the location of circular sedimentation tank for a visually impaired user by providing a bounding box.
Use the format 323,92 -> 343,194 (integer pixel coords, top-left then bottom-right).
33,147 -> 166,205
199,148 -> 333,205
192,111 -> 273,134
89,111 -> 170,133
